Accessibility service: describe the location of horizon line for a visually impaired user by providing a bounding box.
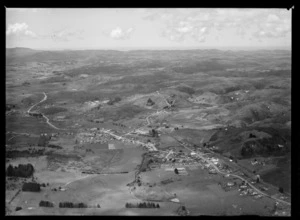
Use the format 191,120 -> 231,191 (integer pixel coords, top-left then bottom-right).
6,46 -> 291,52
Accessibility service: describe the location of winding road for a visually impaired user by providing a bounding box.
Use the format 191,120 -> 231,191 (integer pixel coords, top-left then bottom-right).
27,92 -> 64,130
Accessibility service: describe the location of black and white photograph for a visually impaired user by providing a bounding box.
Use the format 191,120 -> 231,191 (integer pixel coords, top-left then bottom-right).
5,8 -> 291,216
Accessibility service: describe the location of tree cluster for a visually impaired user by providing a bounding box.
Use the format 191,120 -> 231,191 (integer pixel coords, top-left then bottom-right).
47,144 -> 63,149
22,182 -> 41,192
177,205 -> 188,216
59,202 -> 88,208
107,96 -> 121,105
149,129 -> 159,137
6,104 -> 16,111
15,207 -> 22,211
146,98 -> 155,106
279,187 -> 284,193
6,149 -> 45,159
241,138 -> 288,158
6,163 -> 34,178
125,202 -> 160,208
39,200 -> 54,207
112,122 -> 126,127
249,133 -> 257,138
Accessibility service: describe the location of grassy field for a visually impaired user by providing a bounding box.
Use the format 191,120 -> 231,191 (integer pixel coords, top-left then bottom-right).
6,48 -> 290,216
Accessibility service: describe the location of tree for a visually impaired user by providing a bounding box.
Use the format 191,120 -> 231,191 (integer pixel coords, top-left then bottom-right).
279,187 -> 284,193
147,98 -> 155,106
174,168 -> 179,174
15,207 -> 22,211
22,182 -> 40,192
156,203 -> 160,208
6,165 -> 14,176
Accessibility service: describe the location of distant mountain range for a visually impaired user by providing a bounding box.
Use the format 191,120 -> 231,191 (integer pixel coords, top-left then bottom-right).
6,47 -> 291,65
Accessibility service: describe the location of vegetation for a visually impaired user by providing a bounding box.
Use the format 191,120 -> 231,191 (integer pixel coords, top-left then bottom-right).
22,182 -> 41,192
15,207 -> 22,211
149,129 -> 159,137
146,98 -> 155,106
177,205 -> 189,216
47,144 -> 63,149
176,86 -> 195,95
279,187 -> 284,193
6,163 -> 34,178
6,104 -> 16,111
241,138 -> 288,158
107,96 -> 122,105
59,202 -> 88,208
125,202 -> 160,208
6,149 -> 45,159
39,200 -> 54,207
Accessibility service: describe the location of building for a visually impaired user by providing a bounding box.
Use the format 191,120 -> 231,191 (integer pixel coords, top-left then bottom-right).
108,143 -> 115,150
190,152 -> 197,156
227,182 -> 235,187
211,158 -> 219,165
170,198 -> 180,203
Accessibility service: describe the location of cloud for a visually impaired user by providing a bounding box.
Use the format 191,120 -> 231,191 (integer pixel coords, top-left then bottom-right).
253,15 -> 291,39
50,29 -> 84,42
6,23 -> 37,37
6,22 -> 85,42
105,27 -> 135,40
142,9 -> 291,43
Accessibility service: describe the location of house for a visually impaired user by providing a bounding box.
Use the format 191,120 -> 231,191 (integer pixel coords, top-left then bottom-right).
108,143 -> 115,150
211,158 -> 219,165
251,160 -> 258,165
170,198 -> 180,203
190,152 -> 197,156
94,118 -> 104,123
227,182 -> 235,187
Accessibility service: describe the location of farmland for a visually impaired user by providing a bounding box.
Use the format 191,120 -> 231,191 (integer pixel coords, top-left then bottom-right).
6,48 -> 291,216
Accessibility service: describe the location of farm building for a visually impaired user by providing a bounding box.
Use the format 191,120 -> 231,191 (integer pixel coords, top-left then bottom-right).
108,143 -> 115,150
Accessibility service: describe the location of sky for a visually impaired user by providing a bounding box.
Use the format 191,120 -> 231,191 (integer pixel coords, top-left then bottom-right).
6,8 -> 292,50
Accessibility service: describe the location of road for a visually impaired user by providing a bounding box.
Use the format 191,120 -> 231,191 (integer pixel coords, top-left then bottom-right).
100,128 -> 157,151
164,150 -> 173,160
157,90 -> 172,108
176,140 -> 290,206
156,91 -> 291,206
7,134 -> 24,142
27,92 -> 64,130
62,175 -> 96,188
27,92 -> 47,114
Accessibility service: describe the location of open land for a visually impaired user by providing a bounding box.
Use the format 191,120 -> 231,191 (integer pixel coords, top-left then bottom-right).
6,48 -> 291,216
